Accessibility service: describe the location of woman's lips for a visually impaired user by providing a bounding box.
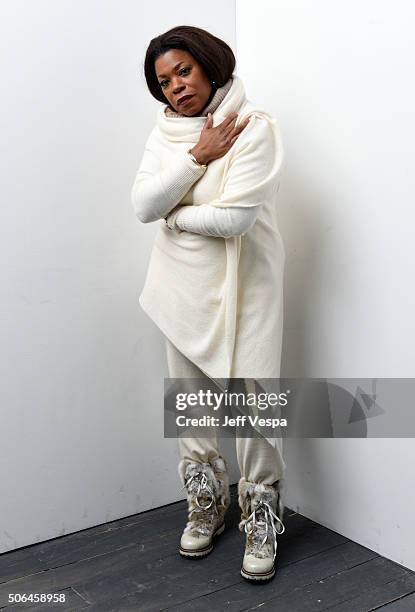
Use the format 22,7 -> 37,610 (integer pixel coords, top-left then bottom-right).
177,94 -> 195,107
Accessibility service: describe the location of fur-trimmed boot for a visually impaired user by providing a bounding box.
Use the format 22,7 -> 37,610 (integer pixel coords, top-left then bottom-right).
178,456 -> 230,558
238,477 -> 286,581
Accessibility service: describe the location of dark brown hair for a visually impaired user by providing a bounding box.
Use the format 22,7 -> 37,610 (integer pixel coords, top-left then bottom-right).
144,25 -> 236,104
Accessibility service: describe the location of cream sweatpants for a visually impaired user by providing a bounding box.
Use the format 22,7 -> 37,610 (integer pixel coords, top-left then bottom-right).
165,337 -> 286,485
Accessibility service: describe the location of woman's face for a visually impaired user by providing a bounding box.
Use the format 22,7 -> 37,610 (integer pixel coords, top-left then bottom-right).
155,49 -> 213,116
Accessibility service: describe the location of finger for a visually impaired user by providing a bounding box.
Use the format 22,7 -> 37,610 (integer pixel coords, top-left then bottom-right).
228,113 -> 250,132
229,117 -> 251,144
231,116 -> 251,135
239,116 -> 252,129
202,112 -> 213,131
222,115 -> 239,136
218,112 -> 238,129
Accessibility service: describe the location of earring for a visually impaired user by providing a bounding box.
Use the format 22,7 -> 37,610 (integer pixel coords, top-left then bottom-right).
211,80 -> 216,86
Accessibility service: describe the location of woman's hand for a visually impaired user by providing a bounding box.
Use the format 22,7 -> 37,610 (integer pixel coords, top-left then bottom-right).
190,112 -> 251,166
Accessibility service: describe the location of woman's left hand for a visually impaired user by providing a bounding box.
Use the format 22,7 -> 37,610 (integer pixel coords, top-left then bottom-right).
165,204 -> 185,231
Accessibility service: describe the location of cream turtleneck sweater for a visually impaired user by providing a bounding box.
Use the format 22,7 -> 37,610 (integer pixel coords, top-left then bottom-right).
131,75 -> 286,438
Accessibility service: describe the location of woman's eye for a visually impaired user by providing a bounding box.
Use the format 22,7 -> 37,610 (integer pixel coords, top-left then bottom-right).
159,67 -> 190,88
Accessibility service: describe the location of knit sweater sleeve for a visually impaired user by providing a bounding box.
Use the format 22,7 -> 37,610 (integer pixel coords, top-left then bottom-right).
165,202 -> 259,237
130,127 -> 207,223
165,115 -> 282,238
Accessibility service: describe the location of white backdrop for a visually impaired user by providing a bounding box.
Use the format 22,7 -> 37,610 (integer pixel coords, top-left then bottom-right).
2,0 -> 414,573
237,0 -> 415,571
0,0 -> 237,553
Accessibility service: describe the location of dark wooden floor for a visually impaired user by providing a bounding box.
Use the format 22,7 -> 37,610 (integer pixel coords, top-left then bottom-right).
1,485 -> 415,611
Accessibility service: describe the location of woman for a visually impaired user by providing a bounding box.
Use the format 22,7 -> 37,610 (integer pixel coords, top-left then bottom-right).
131,25 -> 287,582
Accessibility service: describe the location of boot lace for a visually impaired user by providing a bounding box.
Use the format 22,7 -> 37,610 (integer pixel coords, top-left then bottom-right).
244,500 -> 285,561
182,471 -> 218,519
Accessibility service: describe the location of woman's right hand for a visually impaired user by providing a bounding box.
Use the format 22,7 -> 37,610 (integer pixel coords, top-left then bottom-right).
190,111 -> 251,166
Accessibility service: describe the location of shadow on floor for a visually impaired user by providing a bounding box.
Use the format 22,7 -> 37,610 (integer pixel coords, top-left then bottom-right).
0,485 -> 415,611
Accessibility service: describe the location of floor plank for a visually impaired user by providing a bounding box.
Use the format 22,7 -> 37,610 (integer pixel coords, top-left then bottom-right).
376,591 -> 415,611
0,485 -> 414,612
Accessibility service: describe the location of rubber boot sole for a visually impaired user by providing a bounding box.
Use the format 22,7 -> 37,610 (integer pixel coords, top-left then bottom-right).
240,564 -> 276,581
179,521 -> 225,558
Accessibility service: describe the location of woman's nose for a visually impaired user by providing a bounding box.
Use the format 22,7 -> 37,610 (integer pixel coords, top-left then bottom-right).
172,79 -> 185,93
